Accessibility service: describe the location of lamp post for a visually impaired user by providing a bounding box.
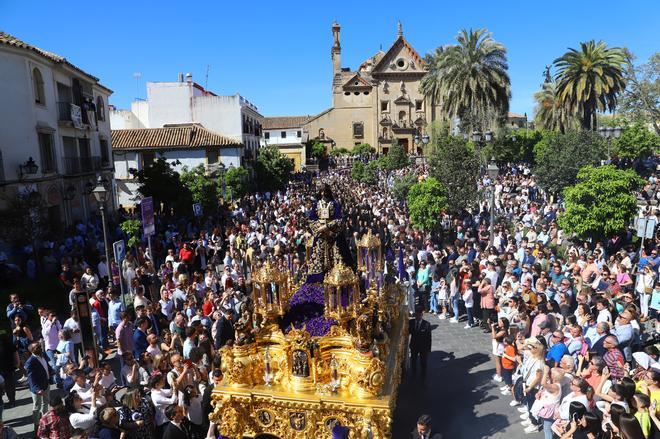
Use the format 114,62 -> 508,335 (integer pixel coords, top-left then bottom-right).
92,176 -> 112,295
597,126 -> 622,163
486,157 -> 499,246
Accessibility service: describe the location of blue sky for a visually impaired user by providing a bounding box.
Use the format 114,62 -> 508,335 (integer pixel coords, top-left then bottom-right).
2,0 -> 658,118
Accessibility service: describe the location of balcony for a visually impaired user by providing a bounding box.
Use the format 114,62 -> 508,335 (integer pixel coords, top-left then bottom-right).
57,102 -> 89,126
63,156 -> 101,175
391,120 -> 416,131
378,136 -> 393,143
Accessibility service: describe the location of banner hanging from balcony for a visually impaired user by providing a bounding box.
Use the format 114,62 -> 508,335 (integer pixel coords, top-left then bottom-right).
70,104 -> 83,129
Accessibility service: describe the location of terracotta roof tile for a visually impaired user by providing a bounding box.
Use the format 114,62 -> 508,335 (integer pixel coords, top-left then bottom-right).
0,31 -> 111,92
111,124 -> 242,149
263,116 -> 312,130
507,112 -> 527,119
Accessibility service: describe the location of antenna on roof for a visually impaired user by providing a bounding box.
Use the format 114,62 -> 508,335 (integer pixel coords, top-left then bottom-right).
133,72 -> 141,101
205,64 -> 210,91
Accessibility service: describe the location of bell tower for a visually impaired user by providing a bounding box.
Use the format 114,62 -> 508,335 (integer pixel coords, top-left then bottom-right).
331,21 -> 341,76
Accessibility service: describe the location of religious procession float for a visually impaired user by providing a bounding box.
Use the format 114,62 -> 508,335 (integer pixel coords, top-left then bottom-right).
209,185 -> 408,438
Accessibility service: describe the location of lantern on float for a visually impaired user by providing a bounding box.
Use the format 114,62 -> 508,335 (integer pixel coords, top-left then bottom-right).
253,261 -> 290,323
323,262 -> 360,324
357,229 -> 382,281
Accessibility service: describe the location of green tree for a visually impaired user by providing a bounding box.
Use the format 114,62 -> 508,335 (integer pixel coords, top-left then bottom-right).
382,143 -> 409,170
351,161 -> 365,180
311,142 -> 326,158
427,127 -> 480,214
533,82 -> 578,132
421,28 -> 511,134
120,219 -> 142,252
256,146 -> 294,191
350,160 -> 377,185
553,40 -> 627,131
352,143 -> 375,155
486,129 -> 542,164
180,164 -> 218,214
558,165 -> 644,240
329,147 -> 349,156
534,130 -> 606,196
223,166 -> 250,199
407,177 -> 448,231
614,122 -> 660,159
420,46 -> 446,121
129,157 -> 190,215
392,173 -> 418,201
619,52 -> 660,134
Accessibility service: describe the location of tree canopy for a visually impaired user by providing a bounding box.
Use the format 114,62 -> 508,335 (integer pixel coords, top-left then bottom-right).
553,40 -> 627,131
619,52 -> 660,134
427,127 -> 480,214
614,122 -> 659,159
256,146 -> 294,191
392,173 -> 418,202
180,164 -> 217,214
421,28 -> 510,134
533,130 -> 606,196
352,143 -> 375,155
224,166 -> 250,199
129,157 -> 190,215
558,165 -> 644,240
407,177 -> 448,231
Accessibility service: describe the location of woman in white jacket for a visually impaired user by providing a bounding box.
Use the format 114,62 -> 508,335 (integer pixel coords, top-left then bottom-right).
64,390 -> 98,433
149,373 -> 177,436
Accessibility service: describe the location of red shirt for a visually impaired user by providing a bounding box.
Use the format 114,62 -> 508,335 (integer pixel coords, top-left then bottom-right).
37,410 -> 72,439
203,300 -> 214,316
179,248 -> 194,264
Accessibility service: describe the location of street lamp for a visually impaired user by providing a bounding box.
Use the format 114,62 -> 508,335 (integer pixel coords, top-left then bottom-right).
486,157 -> 499,246
598,126 -> 623,162
92,176 -> 112,292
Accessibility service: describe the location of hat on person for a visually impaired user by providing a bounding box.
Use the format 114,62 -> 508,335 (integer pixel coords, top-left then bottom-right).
633,352 -> 657,370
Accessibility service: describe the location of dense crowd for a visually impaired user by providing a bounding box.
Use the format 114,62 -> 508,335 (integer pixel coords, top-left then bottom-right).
0,160 -> 659,439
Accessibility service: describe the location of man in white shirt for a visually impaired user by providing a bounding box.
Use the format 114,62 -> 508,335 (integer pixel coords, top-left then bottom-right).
63,311 -> 83,362
41,311 -> 62,368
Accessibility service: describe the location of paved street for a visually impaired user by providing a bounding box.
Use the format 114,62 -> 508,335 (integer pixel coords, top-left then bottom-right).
392,314 -> 542,438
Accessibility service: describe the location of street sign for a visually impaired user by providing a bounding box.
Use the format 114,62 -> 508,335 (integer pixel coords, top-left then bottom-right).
193,203 -> 203,217
141,196 -> 155,236
636,217 -> 657,239
113,240 -> 126,262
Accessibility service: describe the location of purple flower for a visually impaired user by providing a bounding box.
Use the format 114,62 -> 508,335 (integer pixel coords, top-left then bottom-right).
281,284 -> 336,336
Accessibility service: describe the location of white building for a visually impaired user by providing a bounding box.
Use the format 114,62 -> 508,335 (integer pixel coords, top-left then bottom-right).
262,116 -> 312,171
0,31 -> 114,232
111,123 -> 242,207
110,74 -> 263,167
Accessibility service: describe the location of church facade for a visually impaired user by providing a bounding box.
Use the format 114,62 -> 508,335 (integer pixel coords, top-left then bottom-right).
303,22 -> 441,155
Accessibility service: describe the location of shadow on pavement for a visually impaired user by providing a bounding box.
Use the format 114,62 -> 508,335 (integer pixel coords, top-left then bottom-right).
392,351 -> 509,438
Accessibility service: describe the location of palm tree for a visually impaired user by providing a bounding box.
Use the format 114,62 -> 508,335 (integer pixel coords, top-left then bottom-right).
553,40 -> 627,131
421,28 -> 511,134
420,47 -> 445,123
533,82 -> 578,132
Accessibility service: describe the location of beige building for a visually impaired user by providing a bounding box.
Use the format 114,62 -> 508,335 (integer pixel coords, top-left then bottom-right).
303,22 -> 439,155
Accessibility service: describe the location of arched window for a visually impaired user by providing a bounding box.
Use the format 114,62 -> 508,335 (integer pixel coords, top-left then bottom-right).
96,96 -> 105,121
398,110 -> 406,121
33,67 -> 45,105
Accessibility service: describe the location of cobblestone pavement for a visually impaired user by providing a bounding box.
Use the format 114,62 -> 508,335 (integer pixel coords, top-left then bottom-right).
392,313 -> 543,439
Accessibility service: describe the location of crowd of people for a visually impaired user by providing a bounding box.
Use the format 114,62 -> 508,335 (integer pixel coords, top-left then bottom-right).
410,163 -> 660,438
0,159 -> 658,439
